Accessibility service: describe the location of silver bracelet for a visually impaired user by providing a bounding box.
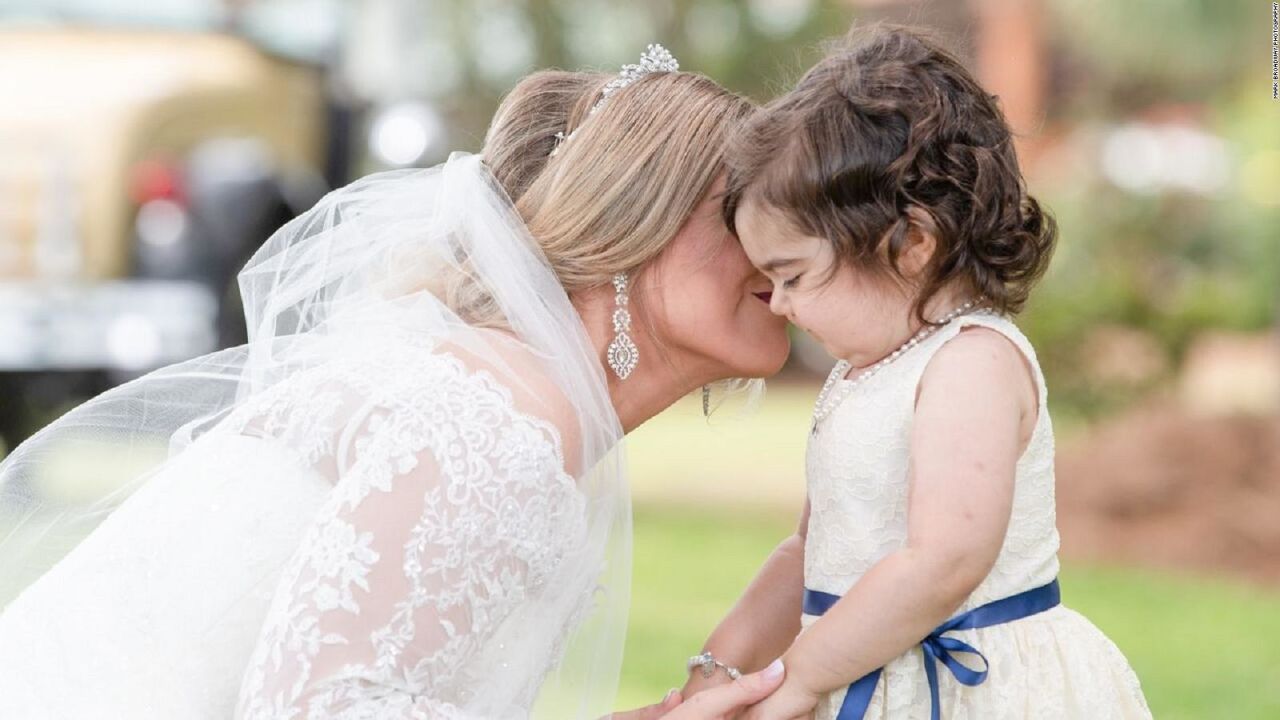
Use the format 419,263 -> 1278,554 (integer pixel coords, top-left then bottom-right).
687,651 -> 742,680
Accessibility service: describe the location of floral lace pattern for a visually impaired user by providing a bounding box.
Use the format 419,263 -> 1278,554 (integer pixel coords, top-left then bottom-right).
802,314 -> 1152,719
222,333 -> 592,719
0,329 -> 601,719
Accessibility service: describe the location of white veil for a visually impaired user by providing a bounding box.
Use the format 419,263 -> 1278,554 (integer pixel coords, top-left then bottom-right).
0,151 -> 630,717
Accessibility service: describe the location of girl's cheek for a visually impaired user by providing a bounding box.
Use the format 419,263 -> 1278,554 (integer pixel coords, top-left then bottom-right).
794,300 -> 816,330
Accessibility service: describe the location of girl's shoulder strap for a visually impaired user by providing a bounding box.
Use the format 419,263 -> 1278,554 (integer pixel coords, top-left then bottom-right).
910,311 -> 1049,411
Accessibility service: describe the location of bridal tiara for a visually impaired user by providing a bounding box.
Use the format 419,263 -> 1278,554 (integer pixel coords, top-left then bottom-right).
549,43 -> 679,156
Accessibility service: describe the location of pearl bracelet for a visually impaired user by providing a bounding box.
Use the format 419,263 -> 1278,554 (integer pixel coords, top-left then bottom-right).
687,651 -> 742,680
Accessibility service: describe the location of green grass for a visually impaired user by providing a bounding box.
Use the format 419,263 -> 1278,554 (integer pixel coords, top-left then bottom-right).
620,506 -> 1280,719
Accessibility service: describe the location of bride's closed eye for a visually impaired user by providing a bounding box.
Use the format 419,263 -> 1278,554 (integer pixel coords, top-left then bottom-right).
782,274 -> 802,289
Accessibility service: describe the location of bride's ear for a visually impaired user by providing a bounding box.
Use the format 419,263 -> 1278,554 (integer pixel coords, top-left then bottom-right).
568,281 -> 614,323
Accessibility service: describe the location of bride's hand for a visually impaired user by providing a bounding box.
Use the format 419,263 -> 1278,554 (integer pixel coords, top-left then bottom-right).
611,660 -> 786,720
608,688 -> 684,720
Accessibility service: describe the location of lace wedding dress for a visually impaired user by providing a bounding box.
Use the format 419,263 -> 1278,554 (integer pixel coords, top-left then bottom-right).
0,154 -> 629,719
800,312 -> 1153,720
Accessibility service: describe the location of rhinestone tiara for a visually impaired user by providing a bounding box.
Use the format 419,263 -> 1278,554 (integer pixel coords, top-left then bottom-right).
550,43 -> 679,156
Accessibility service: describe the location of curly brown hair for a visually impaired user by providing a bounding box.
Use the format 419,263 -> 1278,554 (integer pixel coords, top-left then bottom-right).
724,22 -> 1057,325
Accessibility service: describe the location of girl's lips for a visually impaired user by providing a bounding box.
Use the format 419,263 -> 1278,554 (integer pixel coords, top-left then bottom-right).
752,291 -> 772,304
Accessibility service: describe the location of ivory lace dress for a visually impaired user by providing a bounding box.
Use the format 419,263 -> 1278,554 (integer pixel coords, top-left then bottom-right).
0,331 -> 602,719
798,312 -> 1153,720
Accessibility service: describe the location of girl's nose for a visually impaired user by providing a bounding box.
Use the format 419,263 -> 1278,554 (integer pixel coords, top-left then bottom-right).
768,288 -> 788,317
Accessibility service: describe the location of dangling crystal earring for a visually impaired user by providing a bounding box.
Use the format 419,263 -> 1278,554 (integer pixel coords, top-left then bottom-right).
702,384 -> 711,417
607,273 -> 639,380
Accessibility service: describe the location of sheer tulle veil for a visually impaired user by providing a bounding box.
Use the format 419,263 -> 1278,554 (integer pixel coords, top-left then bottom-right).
0,151 -> 631,716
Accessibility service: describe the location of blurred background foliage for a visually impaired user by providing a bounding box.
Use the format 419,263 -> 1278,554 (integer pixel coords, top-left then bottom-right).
3,0 -> 1274,427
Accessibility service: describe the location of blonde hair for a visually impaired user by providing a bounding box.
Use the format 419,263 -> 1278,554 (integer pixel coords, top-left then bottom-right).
483,68 -> 755,294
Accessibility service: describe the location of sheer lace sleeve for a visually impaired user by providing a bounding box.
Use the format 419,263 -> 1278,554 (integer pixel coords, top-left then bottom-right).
231,348 -> 590,720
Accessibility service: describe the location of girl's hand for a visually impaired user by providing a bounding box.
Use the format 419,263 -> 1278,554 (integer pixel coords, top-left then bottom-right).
739,676 -> 820,720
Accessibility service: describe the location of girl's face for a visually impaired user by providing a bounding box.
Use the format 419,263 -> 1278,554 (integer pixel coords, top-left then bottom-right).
735,198 -> 923,369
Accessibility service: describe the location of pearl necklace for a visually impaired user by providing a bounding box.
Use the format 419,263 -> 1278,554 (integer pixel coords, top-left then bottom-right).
810,300 -> 990,435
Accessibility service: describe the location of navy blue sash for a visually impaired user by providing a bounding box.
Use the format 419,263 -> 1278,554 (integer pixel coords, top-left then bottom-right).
802,579 -> 1061,720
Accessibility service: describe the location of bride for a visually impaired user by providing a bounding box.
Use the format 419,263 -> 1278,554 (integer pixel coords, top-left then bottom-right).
0,46 -> 790,718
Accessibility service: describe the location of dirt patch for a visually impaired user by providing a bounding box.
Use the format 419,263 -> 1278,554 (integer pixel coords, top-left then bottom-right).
1056,403 -> 1280,584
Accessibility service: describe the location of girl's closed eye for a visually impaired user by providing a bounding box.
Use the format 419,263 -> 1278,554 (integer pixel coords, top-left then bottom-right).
782,274 -> 802,289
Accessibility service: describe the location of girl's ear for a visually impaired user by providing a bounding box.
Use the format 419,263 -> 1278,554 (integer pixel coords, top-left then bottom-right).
899,205 -> 940,278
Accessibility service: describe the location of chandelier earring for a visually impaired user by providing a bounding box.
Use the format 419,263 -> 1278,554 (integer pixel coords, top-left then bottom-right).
607,273 -> 639,380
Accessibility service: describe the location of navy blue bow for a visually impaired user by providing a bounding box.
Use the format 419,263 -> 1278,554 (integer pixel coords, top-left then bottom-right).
802,579 -> 1061,720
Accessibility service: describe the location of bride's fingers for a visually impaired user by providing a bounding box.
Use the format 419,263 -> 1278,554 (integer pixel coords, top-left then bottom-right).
666,659 -> 786,719
610,689 -> 682,720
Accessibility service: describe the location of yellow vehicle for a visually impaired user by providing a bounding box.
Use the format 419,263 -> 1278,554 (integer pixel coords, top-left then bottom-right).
0,3 -> 348,446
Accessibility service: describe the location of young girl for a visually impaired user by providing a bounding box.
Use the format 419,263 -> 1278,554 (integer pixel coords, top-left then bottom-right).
681,24 -> 1153,720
